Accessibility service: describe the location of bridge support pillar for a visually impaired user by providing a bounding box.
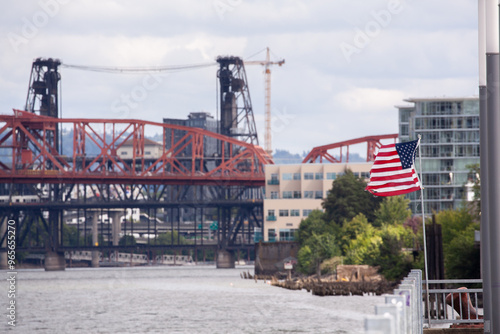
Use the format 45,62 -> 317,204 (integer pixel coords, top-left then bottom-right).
111,211 -> 121,246
91,213 -> 99,268
0,218 -> 7,270
44,251 -> 65,271
216,249 -> 235,269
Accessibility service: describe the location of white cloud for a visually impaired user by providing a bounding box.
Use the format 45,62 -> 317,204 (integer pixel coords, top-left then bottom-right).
0,0 -> 480,157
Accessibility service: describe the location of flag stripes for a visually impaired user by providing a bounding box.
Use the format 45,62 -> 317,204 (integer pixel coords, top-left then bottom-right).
365,139 -> 421,197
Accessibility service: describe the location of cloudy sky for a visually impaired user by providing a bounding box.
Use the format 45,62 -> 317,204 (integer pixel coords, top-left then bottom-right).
1,0 -> 478,156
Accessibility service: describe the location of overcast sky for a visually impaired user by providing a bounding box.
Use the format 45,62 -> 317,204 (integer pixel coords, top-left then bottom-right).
1,0 -> 478,156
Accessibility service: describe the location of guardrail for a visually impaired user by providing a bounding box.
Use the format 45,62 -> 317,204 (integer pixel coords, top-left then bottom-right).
424,279 -> 483,326
364,271 -> 484,333
365,269 -> 423,334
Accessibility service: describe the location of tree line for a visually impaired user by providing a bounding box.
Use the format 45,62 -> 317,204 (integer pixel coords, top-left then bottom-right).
297,169 -> 480,281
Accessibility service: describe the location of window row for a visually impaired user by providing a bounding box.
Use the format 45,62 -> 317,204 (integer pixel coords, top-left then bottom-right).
267,209 -> 314,218
419,131 -> 479,144
268,171 -> 368,183
269,191 -> 324,199
420,145 -> 479,158
414,116 -> 479,130
267,228 -> 298,242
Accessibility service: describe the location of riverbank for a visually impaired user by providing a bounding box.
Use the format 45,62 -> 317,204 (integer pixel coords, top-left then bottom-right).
242,271 -> 396,296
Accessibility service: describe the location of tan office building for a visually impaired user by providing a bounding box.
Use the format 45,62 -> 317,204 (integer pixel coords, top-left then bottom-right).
263,163 -> 372,242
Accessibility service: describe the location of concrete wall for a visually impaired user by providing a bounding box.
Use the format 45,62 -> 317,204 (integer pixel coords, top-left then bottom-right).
254,241 -> 299,275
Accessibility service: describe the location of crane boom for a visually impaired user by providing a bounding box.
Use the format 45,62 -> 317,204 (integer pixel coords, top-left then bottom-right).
244,47 -> 284,156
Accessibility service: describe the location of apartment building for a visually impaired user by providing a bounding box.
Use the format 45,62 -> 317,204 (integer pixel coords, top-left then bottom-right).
397,97 -> 479,214
263,163 -> 372,242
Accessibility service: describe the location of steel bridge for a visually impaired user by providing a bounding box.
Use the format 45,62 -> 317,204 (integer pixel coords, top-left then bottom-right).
0,109 -> 271,269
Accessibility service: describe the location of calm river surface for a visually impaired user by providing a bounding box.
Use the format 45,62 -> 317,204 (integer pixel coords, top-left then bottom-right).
1,265 -> 383,333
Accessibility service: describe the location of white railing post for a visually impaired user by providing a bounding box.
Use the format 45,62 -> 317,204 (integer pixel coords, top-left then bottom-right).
385,295 -> 406,334
365,314 -> 395,334
376,304 -> 400,333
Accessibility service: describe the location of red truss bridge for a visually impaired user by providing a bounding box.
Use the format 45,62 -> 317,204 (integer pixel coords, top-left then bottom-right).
0,109 -> 273,186
302,134 -> 399,164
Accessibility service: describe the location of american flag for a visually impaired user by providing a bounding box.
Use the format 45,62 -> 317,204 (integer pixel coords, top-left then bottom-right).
365,139 -> 421,197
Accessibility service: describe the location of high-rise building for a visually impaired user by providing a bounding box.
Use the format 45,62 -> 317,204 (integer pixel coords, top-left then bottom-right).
397,97 -> 479,215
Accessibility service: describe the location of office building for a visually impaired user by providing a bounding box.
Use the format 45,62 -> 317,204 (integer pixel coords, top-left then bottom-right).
263,163 -> 372,242
397,97 -> 479,214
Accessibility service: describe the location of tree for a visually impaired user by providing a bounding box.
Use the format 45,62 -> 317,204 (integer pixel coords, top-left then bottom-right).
297,232 -> 340,276
297,210 -> 335,243
297,210 -> 340,276
339,213 -> 371,255
322,169 -> 382,226
375,224 -> 413,280
374,196 -> 412,227
435,209 -> 480,279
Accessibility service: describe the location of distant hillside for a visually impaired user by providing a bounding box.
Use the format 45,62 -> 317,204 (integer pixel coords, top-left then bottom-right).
272,149 -> 366,164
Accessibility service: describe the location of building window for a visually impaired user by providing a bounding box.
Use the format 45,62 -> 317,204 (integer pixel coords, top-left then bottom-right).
267,210 -> 277,221
361,172 -> 370,179
315,172 -> 323,180
283,191 -> 292,199
268,173 -> 279,185
293,191 -> 301,199
121,151 -> 128,155
268,229 -> 276,242
293,173 -> 301,180
290,209 -> 300,216
270,191 -> 279,199
145,151 -> 151,155
279,209 -> 289,217
315,191 -> 323,199
303,209 -> 312,217
304,191 -> 313,198
282,173 -> 292,180
279,229 -> 297,241
304,172 -> 314,180
326,172 -> 336,180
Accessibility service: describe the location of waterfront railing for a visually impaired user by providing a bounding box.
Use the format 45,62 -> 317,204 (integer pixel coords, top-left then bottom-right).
424,278 -> 483,326
364,271 -> 484,333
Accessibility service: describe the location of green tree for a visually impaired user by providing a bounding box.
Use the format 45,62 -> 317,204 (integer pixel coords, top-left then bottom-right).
297,210 -> 334,243
322,169 -> 382,226
374,196 -> 412,227
297,232 -> 340,277
344,223 -> 381,265
375,224 -> 413,280
339,213 -> 371,255
435,209 -> 480,279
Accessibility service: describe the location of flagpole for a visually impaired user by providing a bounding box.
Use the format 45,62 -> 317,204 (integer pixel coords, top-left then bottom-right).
417,134 -> 431,327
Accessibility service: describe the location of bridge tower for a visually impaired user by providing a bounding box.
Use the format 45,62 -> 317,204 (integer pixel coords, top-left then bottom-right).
25,58 -> 65,270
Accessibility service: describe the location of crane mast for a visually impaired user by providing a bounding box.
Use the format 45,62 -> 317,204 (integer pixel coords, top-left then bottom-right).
244,48 -> 285,156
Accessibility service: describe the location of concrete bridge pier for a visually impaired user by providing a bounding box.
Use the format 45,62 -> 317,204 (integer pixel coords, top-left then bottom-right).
0,218 -> 8,270
111,211 -> 121,262
91,213 -> 99,268
44,251 -> 66,271
216,249 -> 235,269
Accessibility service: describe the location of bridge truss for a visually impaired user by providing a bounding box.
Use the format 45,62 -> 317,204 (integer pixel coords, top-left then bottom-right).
0,110 -> 272,267
302,134 -> 399,163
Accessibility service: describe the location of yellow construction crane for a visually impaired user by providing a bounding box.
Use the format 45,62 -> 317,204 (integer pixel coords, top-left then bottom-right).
244,47 -> 285,156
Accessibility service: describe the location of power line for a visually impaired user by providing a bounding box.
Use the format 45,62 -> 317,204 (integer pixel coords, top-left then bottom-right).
60,62 -> 217,74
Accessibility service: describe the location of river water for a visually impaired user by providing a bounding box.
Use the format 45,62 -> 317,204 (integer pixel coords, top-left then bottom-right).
1,265 -> 384,333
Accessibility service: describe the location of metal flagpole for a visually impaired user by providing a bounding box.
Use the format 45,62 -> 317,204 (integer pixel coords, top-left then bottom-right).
417,134 -> 431,327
